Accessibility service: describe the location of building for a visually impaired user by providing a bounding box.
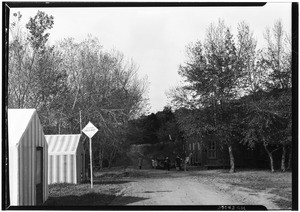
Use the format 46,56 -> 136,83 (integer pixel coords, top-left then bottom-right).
186,135 -> 268,169
45,134 -> 86,184
8,109 -> 48,206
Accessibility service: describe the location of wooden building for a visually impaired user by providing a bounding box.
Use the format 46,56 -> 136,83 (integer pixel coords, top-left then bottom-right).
186,135 -> 269,169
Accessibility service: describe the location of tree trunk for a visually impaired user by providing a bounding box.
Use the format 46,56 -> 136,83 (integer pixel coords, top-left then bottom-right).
263,142 -> 274,172
228,144 -> 235,173
287,146 -> 292,170
281,145 -> 286,172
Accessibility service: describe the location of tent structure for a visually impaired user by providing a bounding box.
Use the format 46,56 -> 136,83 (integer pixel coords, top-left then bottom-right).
8,109 -> 48,206
45,134 -> 86,184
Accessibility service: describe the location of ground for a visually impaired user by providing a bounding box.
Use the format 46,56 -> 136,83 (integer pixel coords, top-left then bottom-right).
44,168 -> 292,209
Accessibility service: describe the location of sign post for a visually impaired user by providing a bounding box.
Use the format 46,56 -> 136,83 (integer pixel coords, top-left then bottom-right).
88,137 -> 93,188
82,122 -> 98,189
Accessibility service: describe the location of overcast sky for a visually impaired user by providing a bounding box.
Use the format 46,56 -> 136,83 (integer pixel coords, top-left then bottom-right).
10,3 -> 291,113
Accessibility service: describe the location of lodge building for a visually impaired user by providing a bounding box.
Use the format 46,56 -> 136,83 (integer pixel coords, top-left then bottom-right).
186,136 -> 275,169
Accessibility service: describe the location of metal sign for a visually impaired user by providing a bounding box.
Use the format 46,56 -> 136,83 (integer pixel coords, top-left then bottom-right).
82,122 -> 98,138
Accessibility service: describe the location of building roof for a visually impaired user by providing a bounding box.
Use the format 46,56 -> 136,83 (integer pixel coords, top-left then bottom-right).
45,134 -> 82,154
8,109 -> 36,147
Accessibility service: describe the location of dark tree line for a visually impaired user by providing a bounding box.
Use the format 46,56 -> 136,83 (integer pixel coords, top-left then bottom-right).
126,106 -> 182,145
125,107 -> 185,160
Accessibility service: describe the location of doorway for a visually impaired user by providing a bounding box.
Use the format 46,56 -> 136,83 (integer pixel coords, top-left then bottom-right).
36,147 -> 43,205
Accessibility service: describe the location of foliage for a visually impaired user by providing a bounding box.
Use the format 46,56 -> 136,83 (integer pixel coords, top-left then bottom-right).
124,107 -> 184,161
242,89 -> 291,146
125,106 -> 183,145
8,12 -> 292,171
168,19 -> 292,172
172,19 -> 252,172
56,37 -> 149,168
240,20 -> 292,171
156,106 -> 182,143
26,10 -> 54,50
126,113 -> 159,145
8,11 -> 149,168
263,20 -> 291,89
177,20 -> 241,109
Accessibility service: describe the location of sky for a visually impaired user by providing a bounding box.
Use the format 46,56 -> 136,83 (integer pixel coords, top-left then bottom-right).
10,3 -> 292,113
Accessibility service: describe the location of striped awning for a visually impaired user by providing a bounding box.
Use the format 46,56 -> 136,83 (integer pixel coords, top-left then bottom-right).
45,134 -> 81,155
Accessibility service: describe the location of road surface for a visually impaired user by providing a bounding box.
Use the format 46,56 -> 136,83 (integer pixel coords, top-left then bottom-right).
109,169 -> 279,209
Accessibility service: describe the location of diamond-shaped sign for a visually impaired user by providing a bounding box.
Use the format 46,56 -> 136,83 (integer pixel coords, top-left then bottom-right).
82,122 -> 98,138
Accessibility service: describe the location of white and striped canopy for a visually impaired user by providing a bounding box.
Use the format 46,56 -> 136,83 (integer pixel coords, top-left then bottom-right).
46,134 -> 81,155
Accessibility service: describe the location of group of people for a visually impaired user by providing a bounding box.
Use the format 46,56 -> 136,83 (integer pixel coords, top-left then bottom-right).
150,157 -> 171,170
151,156 -> 182,171
175,155 -> 183,170
139,154 -> 191,171
151,158 -> 158,169
164,157 -> 171,171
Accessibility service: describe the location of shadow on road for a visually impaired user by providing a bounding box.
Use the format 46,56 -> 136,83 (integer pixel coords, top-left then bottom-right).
43,193 -> 117,206
143,190 -> 172,193
110,196 -> 149,205
45,193 -> 149,206
93,180 -> 132,185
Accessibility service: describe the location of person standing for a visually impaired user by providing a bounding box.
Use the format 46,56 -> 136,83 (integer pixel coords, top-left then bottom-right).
165,157 -> 171,171
184,155 -> 189,171
138,157 -> 143,169
184,153 -> 192,171
154,158 -> 158,169
175,155 -> 181,171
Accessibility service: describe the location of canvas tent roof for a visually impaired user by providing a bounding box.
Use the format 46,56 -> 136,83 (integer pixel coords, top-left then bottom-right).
45,134 -> 82,154
8,109 -> 36,147
8,108 -> 49,205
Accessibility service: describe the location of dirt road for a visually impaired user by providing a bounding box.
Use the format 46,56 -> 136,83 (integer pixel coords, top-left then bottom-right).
109,169 -> 279,209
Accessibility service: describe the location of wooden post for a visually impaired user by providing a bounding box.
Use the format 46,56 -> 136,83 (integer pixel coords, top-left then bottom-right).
89,137 -> 93,189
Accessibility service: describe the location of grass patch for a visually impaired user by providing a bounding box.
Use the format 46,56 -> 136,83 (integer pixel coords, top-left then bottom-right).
43,169 -> 137,206
274,198 -> 292,209
43,182 -> 121,206
196,169 -> 292,209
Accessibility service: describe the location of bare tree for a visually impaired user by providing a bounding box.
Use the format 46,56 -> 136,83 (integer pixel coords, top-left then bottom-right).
56,36 -> 149,167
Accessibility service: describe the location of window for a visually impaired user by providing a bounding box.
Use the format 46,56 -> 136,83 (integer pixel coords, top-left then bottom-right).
192,143 -> 195,151
208,140 -> 216,159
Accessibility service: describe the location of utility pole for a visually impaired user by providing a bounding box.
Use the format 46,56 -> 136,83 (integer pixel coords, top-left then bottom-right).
79,110 -> 82,133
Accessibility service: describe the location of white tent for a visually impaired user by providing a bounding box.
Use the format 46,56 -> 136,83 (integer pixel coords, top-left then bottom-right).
45,134 -> 86,184
8,109 -> 48,206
